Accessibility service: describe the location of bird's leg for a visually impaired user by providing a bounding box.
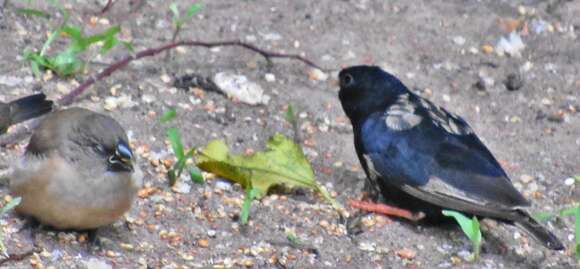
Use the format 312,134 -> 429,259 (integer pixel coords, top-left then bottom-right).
348,199 -> 425,222
351,177 -> 425,222
345,178 -> 378,235
361,178 -> 380,202
86,229 -> 102,250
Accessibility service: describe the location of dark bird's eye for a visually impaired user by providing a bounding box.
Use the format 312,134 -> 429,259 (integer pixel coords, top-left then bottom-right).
341,73 -> 355,87
93,144 -> 106,155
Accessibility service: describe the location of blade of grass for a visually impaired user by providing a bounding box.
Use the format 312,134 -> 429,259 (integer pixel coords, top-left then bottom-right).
284,104 -> 296,125
15,8 -> 50,19
185,3 -> 202,18
442,210 -> 481,261
187,165 -> 204,184
169,3 -> 180,20
240,188 -> 257,225
532,211 -> 555,222
167,127 -> 184,160
0,197 -> 21,215
561,205 -> 579,217
160,107 -> 177,123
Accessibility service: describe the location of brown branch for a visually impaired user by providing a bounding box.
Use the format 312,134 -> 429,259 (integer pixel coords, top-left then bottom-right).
58,39 -> 326,106
98,0 -> 114,15
0,249 -> 37,266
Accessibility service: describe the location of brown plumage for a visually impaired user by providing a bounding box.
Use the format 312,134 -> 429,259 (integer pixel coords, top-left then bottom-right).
9,108 -> 142,229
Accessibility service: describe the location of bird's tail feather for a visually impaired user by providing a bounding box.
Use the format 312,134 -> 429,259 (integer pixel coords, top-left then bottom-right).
9,93 -> 53,124
514,210 -> 564,250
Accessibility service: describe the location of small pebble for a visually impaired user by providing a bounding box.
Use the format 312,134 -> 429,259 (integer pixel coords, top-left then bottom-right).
505,73 -> 524,91
482,44 -> 494,54
207,229 -> 217,237
264,73 -> 276,82
308,68 -> 328,81
520,174 -> 534,183
452,36 -> 466,46
563,177 -> 575,186
396,248 -> 416,260
198,239 -> 210,248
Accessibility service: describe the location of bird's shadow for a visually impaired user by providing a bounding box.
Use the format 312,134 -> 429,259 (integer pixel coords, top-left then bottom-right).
14,214 -> 130,255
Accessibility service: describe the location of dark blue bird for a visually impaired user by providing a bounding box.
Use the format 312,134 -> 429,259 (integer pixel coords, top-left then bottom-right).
338,65 -> 564,250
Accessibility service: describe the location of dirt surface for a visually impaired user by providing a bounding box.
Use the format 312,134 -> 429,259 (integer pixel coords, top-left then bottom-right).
0,0 -> 579,268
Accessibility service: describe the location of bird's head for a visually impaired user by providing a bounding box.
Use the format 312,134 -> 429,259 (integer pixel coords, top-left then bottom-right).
338,65 -> 408,124
73,112 -> 134,173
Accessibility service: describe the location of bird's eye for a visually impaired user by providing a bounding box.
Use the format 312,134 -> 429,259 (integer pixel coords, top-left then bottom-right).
341,73 -> 354,87
93,144 -> 106,154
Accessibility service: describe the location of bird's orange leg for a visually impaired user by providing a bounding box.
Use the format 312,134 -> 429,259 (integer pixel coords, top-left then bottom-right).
348,199 -> 425,222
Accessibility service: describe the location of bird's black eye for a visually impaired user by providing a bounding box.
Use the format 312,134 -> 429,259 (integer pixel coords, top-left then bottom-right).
341,73 -> 355,87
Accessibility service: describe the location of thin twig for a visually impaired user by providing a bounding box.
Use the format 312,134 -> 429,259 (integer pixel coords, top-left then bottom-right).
0,39 -> 325,146
98,0 -> 114,15
58,39 -> 325,106
0,249 -> 37,266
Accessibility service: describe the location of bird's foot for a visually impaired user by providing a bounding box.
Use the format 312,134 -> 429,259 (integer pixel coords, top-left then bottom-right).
85,229 -> 103,251
348,199 -> 425,222
361,181 -> 380,202
344,210 -> 370,236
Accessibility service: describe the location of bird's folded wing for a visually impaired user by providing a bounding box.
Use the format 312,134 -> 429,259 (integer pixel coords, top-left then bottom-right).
363,108 -> 530,218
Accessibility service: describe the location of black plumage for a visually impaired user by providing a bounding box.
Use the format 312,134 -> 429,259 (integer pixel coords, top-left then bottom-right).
338,65 -> 564,250
0,93 -> 53,134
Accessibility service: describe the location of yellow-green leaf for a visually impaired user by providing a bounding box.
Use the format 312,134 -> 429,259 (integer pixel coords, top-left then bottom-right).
196,133 -> 342,210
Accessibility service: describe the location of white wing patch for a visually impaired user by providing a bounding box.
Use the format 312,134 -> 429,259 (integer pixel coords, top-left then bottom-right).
418,97 -> 472,135
385,94 -> 423,131
363,154 -> 380,193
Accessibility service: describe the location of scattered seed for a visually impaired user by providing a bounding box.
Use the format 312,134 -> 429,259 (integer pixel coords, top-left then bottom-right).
395,248 -> 416,260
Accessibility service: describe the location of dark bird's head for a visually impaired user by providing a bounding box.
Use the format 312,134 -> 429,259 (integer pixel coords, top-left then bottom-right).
73,111 -> 134,173
338,65 -> 408,124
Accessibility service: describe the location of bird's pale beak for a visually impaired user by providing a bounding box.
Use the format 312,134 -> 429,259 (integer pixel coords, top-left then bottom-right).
109,140 -> 134,172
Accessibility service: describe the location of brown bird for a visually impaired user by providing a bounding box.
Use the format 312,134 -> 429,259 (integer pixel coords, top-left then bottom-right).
0,93 -> 53,134
9,108 -> 142,230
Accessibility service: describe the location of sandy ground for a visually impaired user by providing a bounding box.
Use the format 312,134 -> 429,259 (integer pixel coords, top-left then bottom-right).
0,0 -> 578,268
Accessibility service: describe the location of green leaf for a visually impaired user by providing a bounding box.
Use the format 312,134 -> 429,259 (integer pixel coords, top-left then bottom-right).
24,51 -> 48,78
187,165 -> 204,184
196,133 -> 342,210
574,175 -> 580,183
185,3 -> 202,18
169,3 -> 180,20
286,231 -> 300,246
100,35 -> 118,54
30,61 -> 41,79
15,8 -> 50,19
122,41 -> 135,53
442,210 -> 482,260
85,25 -> 121,46
40,28 -> 60,56
51,49 -> 83,76
167,127 -> 184,160
160,107 -> 177,123
240,188 -> 256,225
0,197 -> 21,215
60,26 -> 83,44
